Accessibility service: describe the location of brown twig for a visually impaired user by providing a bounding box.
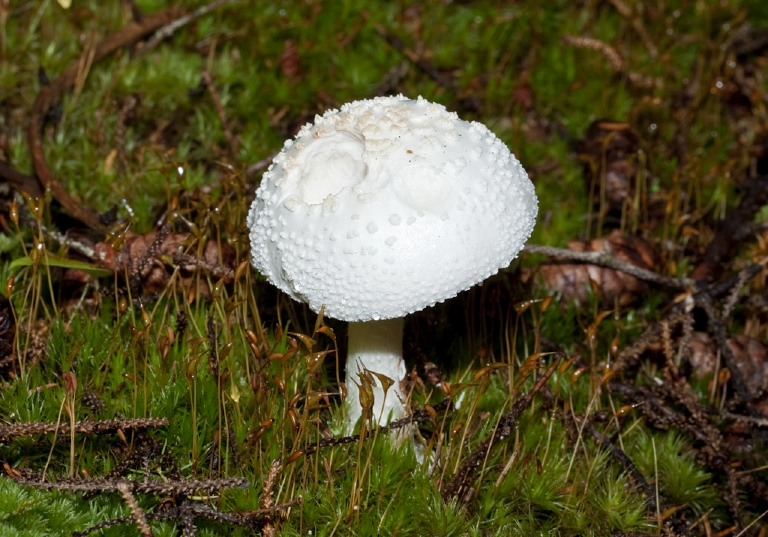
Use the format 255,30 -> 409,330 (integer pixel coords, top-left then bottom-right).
117,481 -> 154,537
692,175 -> 768,281
175,310 -> 189,346
133,0 -> 239,58
245,153 -> 277,180
259,459 -> 282,537
18,476 -> 247,495
706,260 -> 768,300
90,437 -> 168,498
372,61 -> 410,97
367,15 -> 482,112
130,223 -> 170,293
581,420 -> 690,537
225,406 -> 240,467
613,308 -> 691,374
0,160 -> 43,197
201,70 -> 239,154
369,21 -> 457,93
523,243 -> 691,291
610,381 -> 759,528
28,6 -> 183,232
0,417 -> 168,443
71,490 -> 298,537
0,292 -> 15,373
605,0 -> 658,57
300,400 -> 452,457
696,293 -> 764,421
207,314 -> 220,381
722,412 -> 768,427
171,252 -> 235,280
611,257 -> 767,374
561,35 -> 660,89
442,357 -> 560,502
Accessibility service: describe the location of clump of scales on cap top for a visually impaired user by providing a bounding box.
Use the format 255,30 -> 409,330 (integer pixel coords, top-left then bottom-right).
248,95 -> 538,433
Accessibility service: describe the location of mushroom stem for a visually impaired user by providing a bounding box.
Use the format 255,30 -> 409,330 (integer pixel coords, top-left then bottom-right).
345,317 -> 406,430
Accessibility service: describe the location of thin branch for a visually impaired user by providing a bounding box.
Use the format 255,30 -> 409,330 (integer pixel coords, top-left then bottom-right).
133,0 -> 240,58
259,459 -> 282,537
0,161 -> 43,197
0,417 -> 169,444
117,481 -> 154,537
442,357 -> 560,502
72,495 -> 300,537
723,412 -> 768,427
582,420 -> 690,537
606,0 -> 658,57
370,21 -> 457,93
300,400 -> 452,457
129,223 -> 170,293
17,476 -> 248,496
692,175 -> 768,281
28,6 -> 183,231
201,70 -> 238,154
523,243 -> 691,290
695,293 -> 766,437
246,153 -> 276,180
172,252 -> 234,280
561,35 -> 660,89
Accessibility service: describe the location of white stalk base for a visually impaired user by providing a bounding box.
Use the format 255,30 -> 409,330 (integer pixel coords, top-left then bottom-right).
345,318 -> 406,431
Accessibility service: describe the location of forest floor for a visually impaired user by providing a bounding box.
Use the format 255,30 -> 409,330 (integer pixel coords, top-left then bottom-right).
1,1 -> 768,536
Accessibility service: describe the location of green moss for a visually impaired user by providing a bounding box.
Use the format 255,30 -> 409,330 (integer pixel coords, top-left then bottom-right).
2,0 -> 761,534
628,429 -> 723,520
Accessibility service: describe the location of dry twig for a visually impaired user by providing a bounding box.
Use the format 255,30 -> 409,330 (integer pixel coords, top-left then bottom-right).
133,0 -> 239,58
18,476 -> 247,496
581,420 -> 690,537
259,459 -> 283,537
691,176 -> 768,281
442,358 -> 560,502
523,243 -> 690,291
71,494 -> 300,537
561,35 -> 660,89
0,161 -> 43,197
117,481 -> 154,537
367,15 -> 482,112
300,400 -> 452,457
606,0 -> 658,57
0,417 -> 168,444
28,0 -> 239,231
245,153 -> 276,180
201,70 -> 239,154
28,6 -> 183,231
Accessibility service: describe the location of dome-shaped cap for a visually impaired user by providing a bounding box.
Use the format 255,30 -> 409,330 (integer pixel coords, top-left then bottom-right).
248,95 -> 538,322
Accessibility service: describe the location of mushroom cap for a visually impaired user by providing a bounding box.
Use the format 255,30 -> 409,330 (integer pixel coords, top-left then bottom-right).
248,95 -> 537,322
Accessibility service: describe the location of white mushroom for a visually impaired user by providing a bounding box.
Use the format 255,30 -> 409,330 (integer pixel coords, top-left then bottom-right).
248,95 -> 537,430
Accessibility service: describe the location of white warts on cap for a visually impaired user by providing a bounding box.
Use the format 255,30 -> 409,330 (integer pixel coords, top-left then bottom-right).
247,95 -> 537,323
